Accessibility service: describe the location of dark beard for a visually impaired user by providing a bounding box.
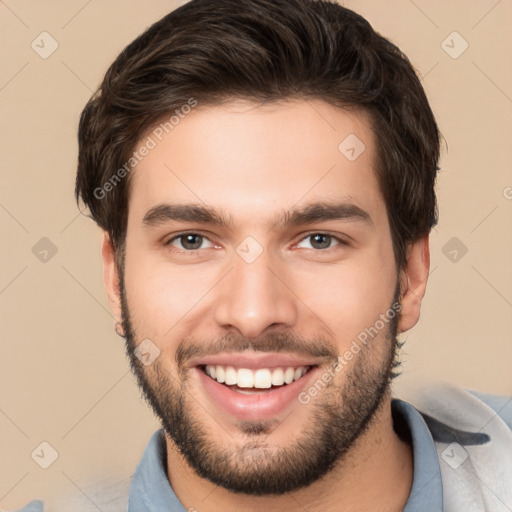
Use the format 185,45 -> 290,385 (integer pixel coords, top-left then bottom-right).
120,273 -> 400,495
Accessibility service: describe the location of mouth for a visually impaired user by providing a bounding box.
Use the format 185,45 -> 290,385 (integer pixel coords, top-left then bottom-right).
201,364 -> 314,394
192,355 -> 320,421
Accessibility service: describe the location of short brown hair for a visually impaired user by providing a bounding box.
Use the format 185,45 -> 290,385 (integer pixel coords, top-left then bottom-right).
76,0 -> 441,270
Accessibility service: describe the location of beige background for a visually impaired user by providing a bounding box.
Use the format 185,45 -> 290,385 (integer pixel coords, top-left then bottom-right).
1,0 -> 511,509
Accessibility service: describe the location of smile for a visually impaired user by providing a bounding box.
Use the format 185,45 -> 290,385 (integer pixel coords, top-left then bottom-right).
192,354 -> 321,421
202,364 -> 312,392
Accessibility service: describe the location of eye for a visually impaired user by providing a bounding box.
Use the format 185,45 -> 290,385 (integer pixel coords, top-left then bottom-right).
166,233 -> 214,251
296,233 -> 342,250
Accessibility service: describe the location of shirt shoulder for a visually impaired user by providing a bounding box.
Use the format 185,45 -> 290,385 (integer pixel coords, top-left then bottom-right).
467,389 -> 512,430
398,382 -> 512,435
403,383 -> 512,511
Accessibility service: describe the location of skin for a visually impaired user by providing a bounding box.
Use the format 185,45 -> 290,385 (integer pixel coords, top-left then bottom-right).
102,99 -> 430,511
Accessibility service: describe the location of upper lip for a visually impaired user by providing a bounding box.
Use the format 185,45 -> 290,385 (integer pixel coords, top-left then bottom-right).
188,352 -> 319,370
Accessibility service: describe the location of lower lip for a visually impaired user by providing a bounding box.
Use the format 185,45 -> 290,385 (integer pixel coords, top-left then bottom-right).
195,366 -> 319,421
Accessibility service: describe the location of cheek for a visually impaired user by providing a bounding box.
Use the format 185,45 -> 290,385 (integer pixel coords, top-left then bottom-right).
288,256 -> 396,347
123,251 -> 218,337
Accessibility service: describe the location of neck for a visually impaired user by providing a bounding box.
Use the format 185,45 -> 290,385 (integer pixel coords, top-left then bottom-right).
165,394 -> 413,512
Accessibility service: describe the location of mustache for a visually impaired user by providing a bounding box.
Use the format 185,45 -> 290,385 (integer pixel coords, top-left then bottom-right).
175,332 -> 339,369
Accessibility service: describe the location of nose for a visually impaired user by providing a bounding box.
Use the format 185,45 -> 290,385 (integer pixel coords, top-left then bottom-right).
212,250 -> 298,339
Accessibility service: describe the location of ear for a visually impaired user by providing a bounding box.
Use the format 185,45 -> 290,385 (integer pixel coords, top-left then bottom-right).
398,235 -> 430,333
101,232 -> 123,325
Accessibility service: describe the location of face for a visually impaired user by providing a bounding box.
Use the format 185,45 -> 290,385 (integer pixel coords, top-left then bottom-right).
111,99 -> 405,494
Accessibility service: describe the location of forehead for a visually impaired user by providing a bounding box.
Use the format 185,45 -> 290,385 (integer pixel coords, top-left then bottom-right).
128,99 -> 384,228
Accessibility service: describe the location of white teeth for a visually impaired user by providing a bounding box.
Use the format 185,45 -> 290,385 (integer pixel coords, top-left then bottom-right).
254,369 -> 272,389
271,368 -> 285,386
225,366 -> 237,385
216,365 -> 225,383
284,367 -> 295,384
237,368 -> 254,388
204,364 -> 309,389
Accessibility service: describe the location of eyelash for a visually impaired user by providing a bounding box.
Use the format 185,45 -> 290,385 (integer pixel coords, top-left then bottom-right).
164,231 -> 349,252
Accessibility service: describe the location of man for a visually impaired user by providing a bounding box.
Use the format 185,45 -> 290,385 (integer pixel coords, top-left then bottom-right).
17,0 -> 512,511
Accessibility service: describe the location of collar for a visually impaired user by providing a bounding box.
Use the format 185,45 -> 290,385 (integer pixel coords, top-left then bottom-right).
393,399 -> 444,511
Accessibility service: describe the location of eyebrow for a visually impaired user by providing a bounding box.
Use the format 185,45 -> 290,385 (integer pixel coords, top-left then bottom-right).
142,203 -> 231,228
142,201 -> 372,229
273,201 -> 372,229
